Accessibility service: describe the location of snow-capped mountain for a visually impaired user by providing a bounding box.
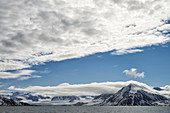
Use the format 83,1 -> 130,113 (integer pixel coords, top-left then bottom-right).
50,95 -> 96,105
11,92 -> 50,102
0,91 -> 51,104
99,84 -> 169,106
0,96 -> 29,106
0,92 -> 95,105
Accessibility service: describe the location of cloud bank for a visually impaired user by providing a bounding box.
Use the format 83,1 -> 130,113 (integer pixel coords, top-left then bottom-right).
123,68 -> 144,78
0,0 -> 170,72
8,81 -> 150,96
7,80 -> 170,97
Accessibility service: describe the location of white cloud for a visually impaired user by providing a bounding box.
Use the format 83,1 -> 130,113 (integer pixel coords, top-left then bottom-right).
18,76 -> 31,81
123,68 -> 144,78
8,80 -> 153,96
18,75 -> 41,81
0,90 -> 12,95
32,75 -> 42,78
6,80 -> 170,98
0,0 -> 170,71
19,75 -> 41,80
0,70 -> 35,79
111,49 -> 143,55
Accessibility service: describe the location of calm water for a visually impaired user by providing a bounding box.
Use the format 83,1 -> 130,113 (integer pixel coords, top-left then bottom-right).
0,106 -> 170,113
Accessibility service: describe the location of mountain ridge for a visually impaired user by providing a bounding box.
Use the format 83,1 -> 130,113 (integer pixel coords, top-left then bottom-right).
0,96 -> 30,106
1,81 -> 170,106
98,84 -> 169,106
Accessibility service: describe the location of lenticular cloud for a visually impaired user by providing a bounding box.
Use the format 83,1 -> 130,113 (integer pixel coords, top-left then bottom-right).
0,0 -> 170,71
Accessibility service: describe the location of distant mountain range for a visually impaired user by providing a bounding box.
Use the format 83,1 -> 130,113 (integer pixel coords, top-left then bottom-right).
0,96 -> 29,106
0,82 -> 170,106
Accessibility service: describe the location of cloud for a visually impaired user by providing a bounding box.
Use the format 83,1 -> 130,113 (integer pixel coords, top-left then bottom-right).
111,49 -> 143,55
0,70 -> 35,79
160,85 -> 170,91
8,80 -> 162,97
0,0 -> 170,71
123,68 -> 144,78
18,75 -> 41,81
0,90 -> 12,95
18,76 -> 31,81
6,81 -> 170,99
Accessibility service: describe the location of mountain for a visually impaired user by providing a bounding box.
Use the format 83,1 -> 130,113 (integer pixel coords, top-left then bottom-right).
11,92 -> 50,102
93,94 -> 113,101
51,96 -> 95,105
0,91 -> 51,104
99,84 -> 169,106
51,96 -> 80,102
0,92 -> 93,105
0,96 -> 29,106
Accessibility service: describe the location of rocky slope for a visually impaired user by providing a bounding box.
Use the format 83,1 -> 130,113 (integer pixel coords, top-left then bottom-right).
99,84 -> 169,106
1,92 -> 50,102
0,96 -> 29,106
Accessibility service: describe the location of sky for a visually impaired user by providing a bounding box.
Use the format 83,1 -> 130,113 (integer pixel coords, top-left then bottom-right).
0,0 -> 170,96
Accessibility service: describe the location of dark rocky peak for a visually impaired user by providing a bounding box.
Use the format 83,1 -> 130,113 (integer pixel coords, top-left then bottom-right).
0,96 -> 30,106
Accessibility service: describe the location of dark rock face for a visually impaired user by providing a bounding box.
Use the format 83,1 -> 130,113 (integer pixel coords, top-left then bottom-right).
0,96 -> 29,106
101,84 -> 169,106
153,87 -> 163,91
74,102 -> 87,106
51,96 -> 80,102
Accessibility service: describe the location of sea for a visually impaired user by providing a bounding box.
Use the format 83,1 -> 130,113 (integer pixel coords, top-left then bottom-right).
0,106 -> 170,113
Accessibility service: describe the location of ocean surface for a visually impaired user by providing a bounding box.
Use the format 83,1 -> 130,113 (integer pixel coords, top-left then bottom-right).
0,106 -> 170,113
